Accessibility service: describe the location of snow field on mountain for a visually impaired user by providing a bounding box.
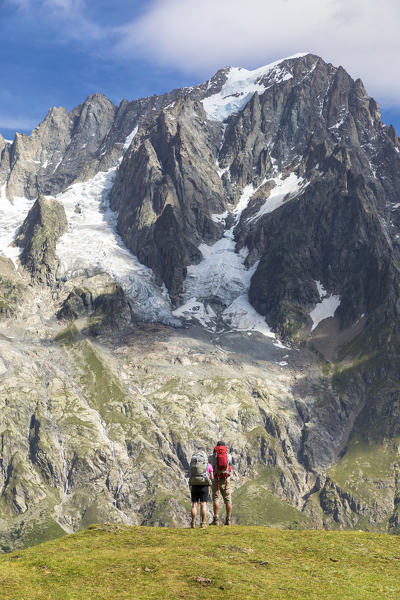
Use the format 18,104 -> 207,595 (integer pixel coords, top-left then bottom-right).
248,173 -> 305,221
55,169 -> 176,325
174,184 -> 280,342
123,126 -> 138,151
182,231 -> 253,307
309,280 -> 341,331
222,294 -> 278,339
0,184 -> 34,266
202,53 -> 308,122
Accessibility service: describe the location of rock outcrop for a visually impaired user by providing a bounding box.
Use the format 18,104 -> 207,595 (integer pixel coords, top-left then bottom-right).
15,195 -> 67,283
0,256 -> 23,317
110,99 -> 225,301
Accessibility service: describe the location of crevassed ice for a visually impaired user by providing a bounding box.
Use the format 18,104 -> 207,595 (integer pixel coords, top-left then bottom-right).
55,169 -> 177,325
179,233 -> 254,310
202,53 -> 308,122
0,184 -> 34,267
174,184 -> 279,341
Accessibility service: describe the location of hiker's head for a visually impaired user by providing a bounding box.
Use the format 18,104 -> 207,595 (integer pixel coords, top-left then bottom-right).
216,441 -> 226,447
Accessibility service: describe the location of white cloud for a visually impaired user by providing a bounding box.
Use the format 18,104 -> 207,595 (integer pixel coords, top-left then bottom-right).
8,0 -> 107,41
118,0 -> 400,105
0,115 -> 37,131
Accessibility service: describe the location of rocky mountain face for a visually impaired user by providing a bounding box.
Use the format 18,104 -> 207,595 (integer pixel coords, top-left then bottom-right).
15,196 -> 67,284
1,53 -> 400,551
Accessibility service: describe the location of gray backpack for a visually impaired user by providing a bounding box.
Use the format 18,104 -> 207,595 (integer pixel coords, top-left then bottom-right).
189,450 -> 210,486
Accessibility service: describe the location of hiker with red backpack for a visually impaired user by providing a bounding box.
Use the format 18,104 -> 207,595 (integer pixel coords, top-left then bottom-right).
210,441 -> 233,526
188,449 -> 214,528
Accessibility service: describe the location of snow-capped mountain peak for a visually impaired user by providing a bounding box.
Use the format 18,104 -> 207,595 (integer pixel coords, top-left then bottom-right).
202,52 -> 310,121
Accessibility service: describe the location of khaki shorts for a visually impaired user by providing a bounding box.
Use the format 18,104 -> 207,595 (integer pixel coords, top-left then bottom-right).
212,477 -> 232,504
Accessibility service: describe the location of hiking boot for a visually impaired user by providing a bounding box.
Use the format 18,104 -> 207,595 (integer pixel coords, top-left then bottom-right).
200,521 -> 208,529
211,516 -> 220,526
225,516 -> 231,526
191,518 -> 196,529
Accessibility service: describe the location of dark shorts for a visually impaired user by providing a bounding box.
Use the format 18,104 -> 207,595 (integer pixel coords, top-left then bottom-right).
191,485 -> 210,503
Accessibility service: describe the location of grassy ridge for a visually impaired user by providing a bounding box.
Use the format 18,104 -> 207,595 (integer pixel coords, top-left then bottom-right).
1,525 -> 400,599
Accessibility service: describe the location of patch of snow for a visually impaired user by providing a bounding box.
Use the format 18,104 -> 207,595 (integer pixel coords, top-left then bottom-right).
217,166 -> 229,178
391,203 -> 400,210
0,184 -> 34,267
234,184 -> 257,217
202,53 -> 307,122
52,159 -> 62,174
173,298 -> 214,329
42,160 -> 49,169
211,210 -> 228,224
238,246 -> 249,260
55,168 -> 177,325
329,118 -> 345,130
222,294 -> 275,338
248,173 -> 305,221
123,125 -> 138,151
310,295 -> 341,331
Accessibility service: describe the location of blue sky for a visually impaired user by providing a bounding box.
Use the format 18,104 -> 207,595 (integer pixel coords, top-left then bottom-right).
0,1 -> 197,139
1,0 -> 400,140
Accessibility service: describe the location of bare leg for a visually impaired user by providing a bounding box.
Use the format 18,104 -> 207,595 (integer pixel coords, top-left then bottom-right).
212,481 -> 220,525
191,501 -> 198,527
200,501 -> 207,527
224,501 -> 232,525
213,499 -> 220,519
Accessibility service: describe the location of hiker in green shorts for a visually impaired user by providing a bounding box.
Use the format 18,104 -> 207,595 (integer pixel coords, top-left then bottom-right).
189,449 -> 214,528
210,441 -> 233,526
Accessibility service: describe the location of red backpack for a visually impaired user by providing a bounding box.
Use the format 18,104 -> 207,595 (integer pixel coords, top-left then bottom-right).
214,445 -> 231,479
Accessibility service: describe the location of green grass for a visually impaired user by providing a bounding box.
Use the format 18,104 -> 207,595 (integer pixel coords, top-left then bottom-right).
17,520 -> 66,551
328,437 -> 398,492
1,525 -> 400,599
74,340 -> 130,425
54,324 -> 80,345
232,464 -> 311,529
234,485 -> 310,528
326,437 -> 399,523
